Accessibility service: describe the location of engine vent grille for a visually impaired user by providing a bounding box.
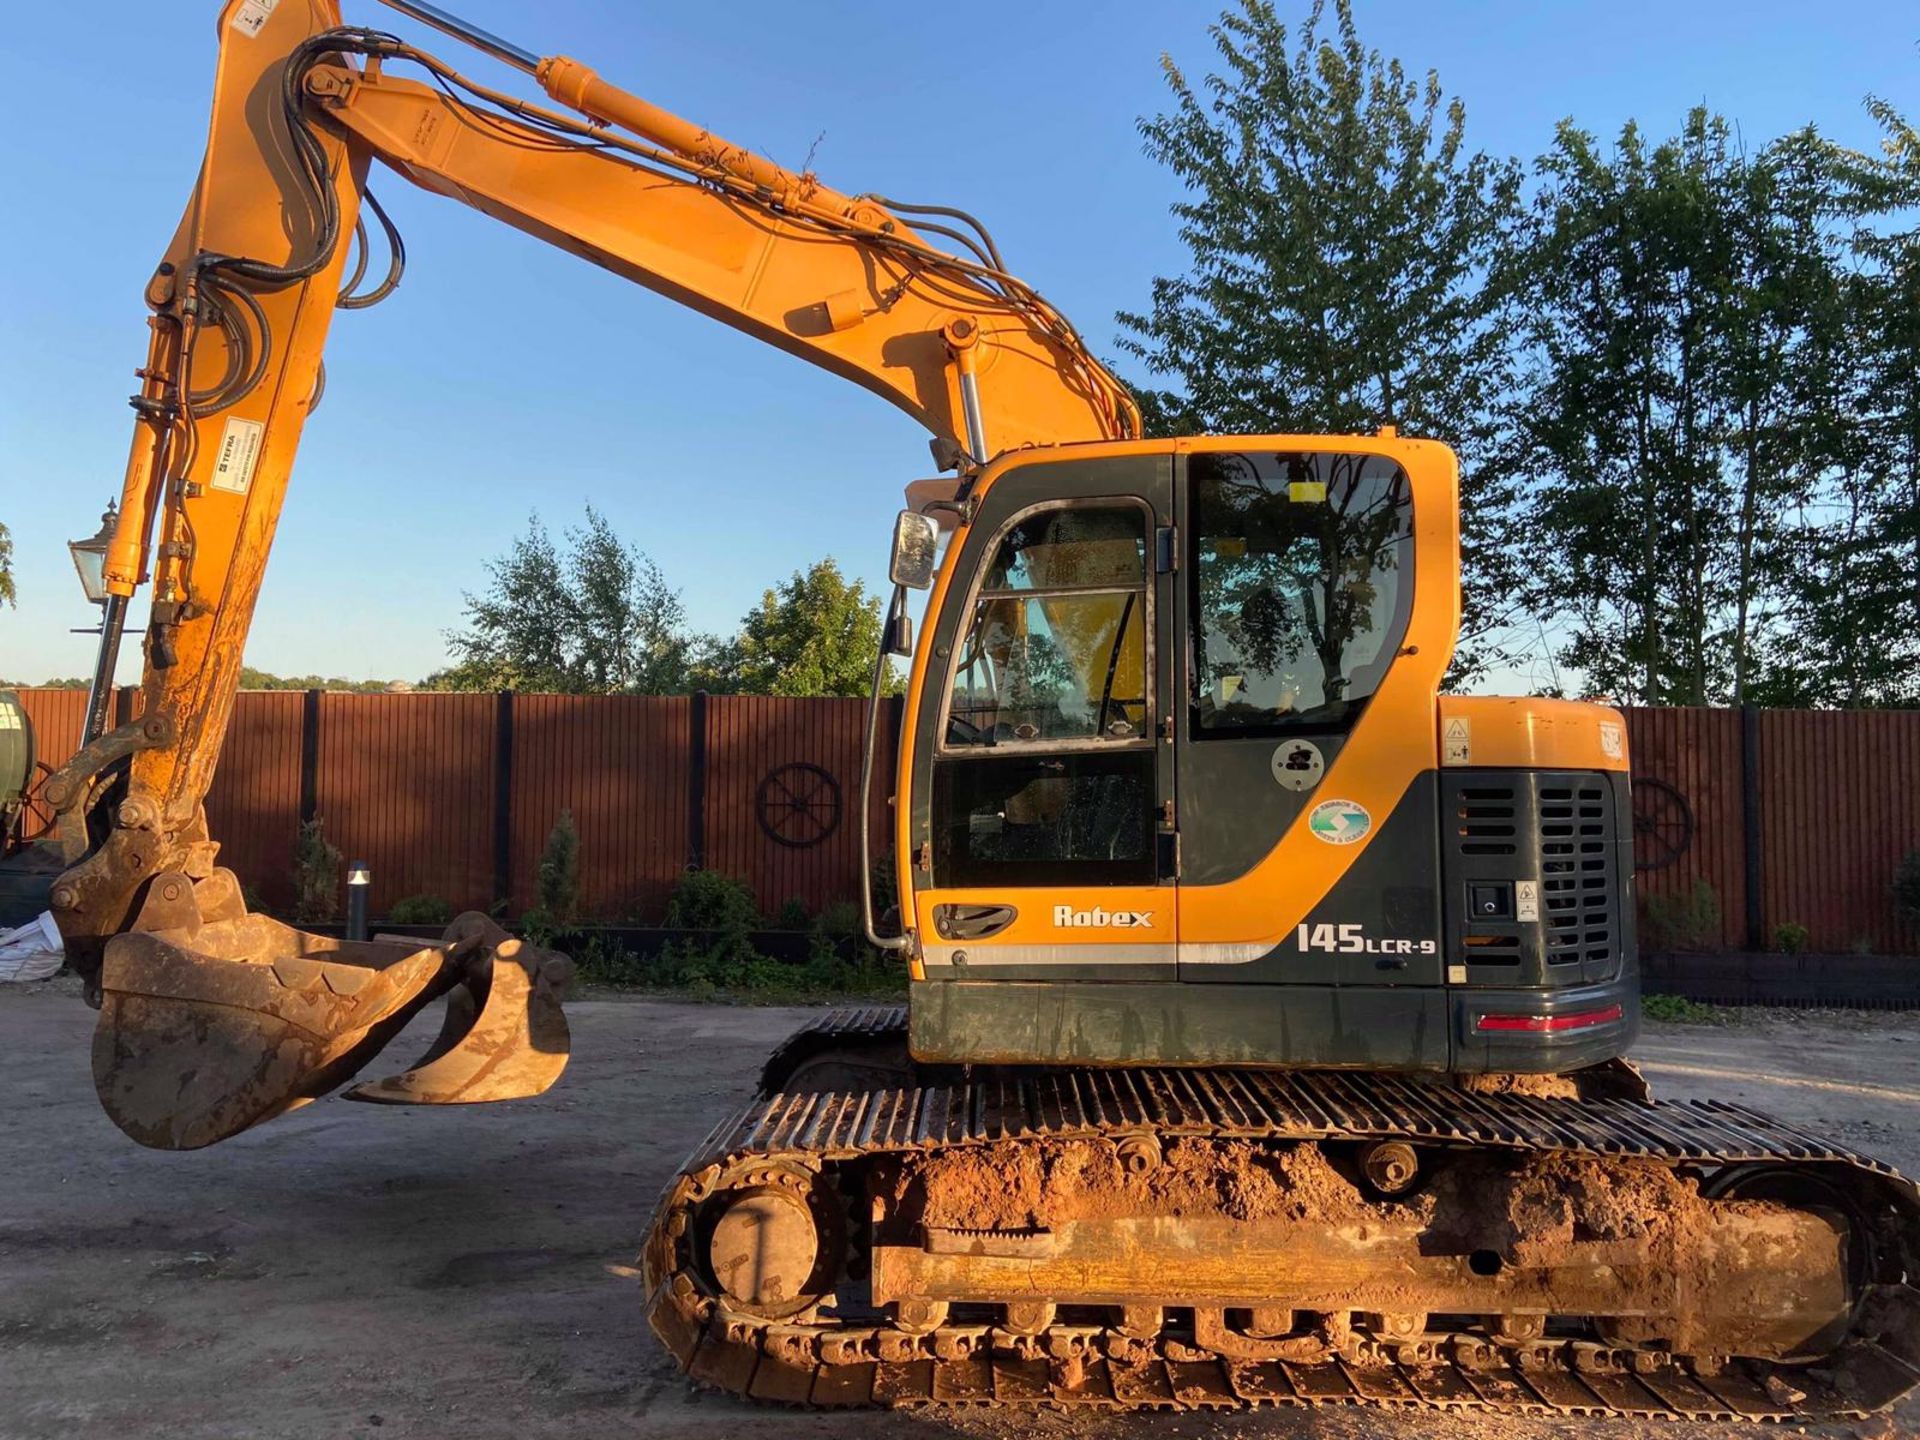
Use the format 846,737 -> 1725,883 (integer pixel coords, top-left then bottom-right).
1539,783 -> 1614,968
1443,769 -> 1625,984
1455,786 -> 1518,857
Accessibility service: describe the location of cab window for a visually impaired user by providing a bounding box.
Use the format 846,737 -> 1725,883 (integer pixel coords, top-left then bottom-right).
934,500 -> 1157,887
945,505 -> 1150,748
1189,451 -> 1413,736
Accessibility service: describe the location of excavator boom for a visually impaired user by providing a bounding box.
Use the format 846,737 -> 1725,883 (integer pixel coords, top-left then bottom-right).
46,0 -> 1138,1149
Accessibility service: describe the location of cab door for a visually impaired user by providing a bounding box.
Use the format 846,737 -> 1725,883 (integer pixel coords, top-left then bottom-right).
907,453 -> 1178,982
1172,446 -> 1447,988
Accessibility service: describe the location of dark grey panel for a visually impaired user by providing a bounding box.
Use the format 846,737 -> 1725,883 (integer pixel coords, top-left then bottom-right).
1177,731 -> 1351,884
1438,768 -> 1630,990
1180,772 -> 1443,986
911,977 -> 1450,1070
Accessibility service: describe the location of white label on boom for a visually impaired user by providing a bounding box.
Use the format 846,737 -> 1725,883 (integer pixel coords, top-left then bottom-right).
231,0 -> 280,38
210,417 -> 265,495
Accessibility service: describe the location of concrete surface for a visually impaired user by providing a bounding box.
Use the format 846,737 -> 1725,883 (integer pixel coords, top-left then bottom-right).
1,984 -> 1915,1440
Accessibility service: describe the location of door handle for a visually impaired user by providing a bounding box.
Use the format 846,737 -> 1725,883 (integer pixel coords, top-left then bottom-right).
933,904 -> 1017,940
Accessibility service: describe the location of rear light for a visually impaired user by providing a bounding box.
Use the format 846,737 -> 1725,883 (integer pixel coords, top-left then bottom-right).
1475,1004 -> 1623,1034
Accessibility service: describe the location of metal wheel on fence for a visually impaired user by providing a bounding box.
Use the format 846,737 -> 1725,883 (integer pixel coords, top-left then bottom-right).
1631,776 -> 1694,871
4,761 -> 58,854
756,763 -> 843,849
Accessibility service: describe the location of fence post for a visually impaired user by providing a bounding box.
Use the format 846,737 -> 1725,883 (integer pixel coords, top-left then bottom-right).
1741,705 -> 1765,951
493,691 -> 514,911
298,688 -> 321,825
687,691 -> 708,871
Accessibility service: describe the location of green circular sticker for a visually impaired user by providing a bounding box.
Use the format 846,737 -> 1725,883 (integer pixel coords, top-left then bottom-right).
1307,798 -> 1372,846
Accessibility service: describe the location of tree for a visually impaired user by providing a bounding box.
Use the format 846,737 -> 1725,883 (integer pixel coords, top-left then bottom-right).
1780,99 -> 1920,707
432,506 -> 700,693
1516,107 -> 1913,707
0,523 -> 14,608
703,558 -> 895,697
238,666 -> 395,693
1117,0 -> 1529,680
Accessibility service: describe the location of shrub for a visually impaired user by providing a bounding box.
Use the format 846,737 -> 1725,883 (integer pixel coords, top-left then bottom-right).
291,817 -> 342,923
536,810 -> 581,926
1642,880 -> 1720,952
1770,921 -> 1809,956
1641,993 -> 1723,1025
388,893 -> 453,927
869,850 -> 901,934
566,872 -> 905,1000
658,869 -> 767,986
1895,851 -> 1920,930
814,899 -> 863,939
769,897 -> 812,931
666,869 -> 762,931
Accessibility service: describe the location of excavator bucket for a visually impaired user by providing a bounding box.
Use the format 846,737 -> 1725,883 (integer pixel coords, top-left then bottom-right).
93,904 -> 570,1150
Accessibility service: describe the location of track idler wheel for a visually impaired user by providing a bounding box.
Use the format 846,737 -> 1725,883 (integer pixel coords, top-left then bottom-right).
697,1161 -> 843,1321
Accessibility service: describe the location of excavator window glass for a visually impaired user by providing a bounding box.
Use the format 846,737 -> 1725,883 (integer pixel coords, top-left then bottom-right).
944,505 -> 1150,749
1189,451 -> 1413,737
933,501 -> 1157,887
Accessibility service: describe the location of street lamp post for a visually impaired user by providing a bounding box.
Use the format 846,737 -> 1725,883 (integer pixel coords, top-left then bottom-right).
68,503 -> 127,746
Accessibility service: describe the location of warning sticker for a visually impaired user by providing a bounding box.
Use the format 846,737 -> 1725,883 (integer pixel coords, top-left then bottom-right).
231,0 -> 280,37
1599,721 -> 1624,760
1287,480 -> 1327,504
210,416 -> 265,495
1516,880 -> 1539,923
1442,715 -> 1471,766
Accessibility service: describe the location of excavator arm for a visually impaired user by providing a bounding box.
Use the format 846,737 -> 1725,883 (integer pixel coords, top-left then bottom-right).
47,0 -> 1136,1149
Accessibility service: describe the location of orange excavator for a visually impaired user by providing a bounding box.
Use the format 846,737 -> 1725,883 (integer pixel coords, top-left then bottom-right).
40,0 -> 1920,1419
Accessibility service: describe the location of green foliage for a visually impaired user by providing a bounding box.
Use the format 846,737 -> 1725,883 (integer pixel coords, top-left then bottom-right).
1641,993 -> 1725,1025
665,868 -> 762,931
559,870 -> 906,998
700,558 -> 895,697
238,667 -> 396,693
529,810 -> 581,933
655,869 -> 768,988
1770,921 -> 1810,956
1515,102 -> 1920,706
291,817 -> 342,924
388,893 -> 454,926
0,522 -> 14,608
433,506 -> 702,694
1120,0 -> 1529,681
1895,851 -> 1920,929
770,897 -> 812,931
868,850 -> 900,936
1642,880 -> 1721,952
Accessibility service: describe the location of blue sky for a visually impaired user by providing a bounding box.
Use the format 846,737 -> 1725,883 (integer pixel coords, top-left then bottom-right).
1,1 -> 1912,687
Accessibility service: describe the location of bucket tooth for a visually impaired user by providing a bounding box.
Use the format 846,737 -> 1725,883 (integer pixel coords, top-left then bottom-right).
345,916 -> 571,1106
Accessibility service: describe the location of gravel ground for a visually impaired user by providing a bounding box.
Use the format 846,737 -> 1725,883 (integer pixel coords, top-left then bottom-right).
0,982 -> 1914,1440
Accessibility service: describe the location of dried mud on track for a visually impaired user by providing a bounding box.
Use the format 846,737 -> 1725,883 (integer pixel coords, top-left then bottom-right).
0,982 -> 1915,1440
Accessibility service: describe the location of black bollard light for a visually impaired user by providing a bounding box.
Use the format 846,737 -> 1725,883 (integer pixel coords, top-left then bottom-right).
346,860 -> 371,942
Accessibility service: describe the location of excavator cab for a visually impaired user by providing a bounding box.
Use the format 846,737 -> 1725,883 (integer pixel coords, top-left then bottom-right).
874,437 -> 1638,1077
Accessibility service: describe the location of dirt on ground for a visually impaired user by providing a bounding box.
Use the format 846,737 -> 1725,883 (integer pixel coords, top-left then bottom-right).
1,981 -> 1916,1440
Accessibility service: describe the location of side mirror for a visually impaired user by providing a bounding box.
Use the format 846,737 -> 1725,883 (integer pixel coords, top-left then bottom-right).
885,611 -> 914,657
889,510 -> 940,591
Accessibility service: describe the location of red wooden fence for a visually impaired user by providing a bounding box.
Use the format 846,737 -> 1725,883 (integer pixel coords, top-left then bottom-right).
13,690 -> 1919,953
16,687 -> 899,922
